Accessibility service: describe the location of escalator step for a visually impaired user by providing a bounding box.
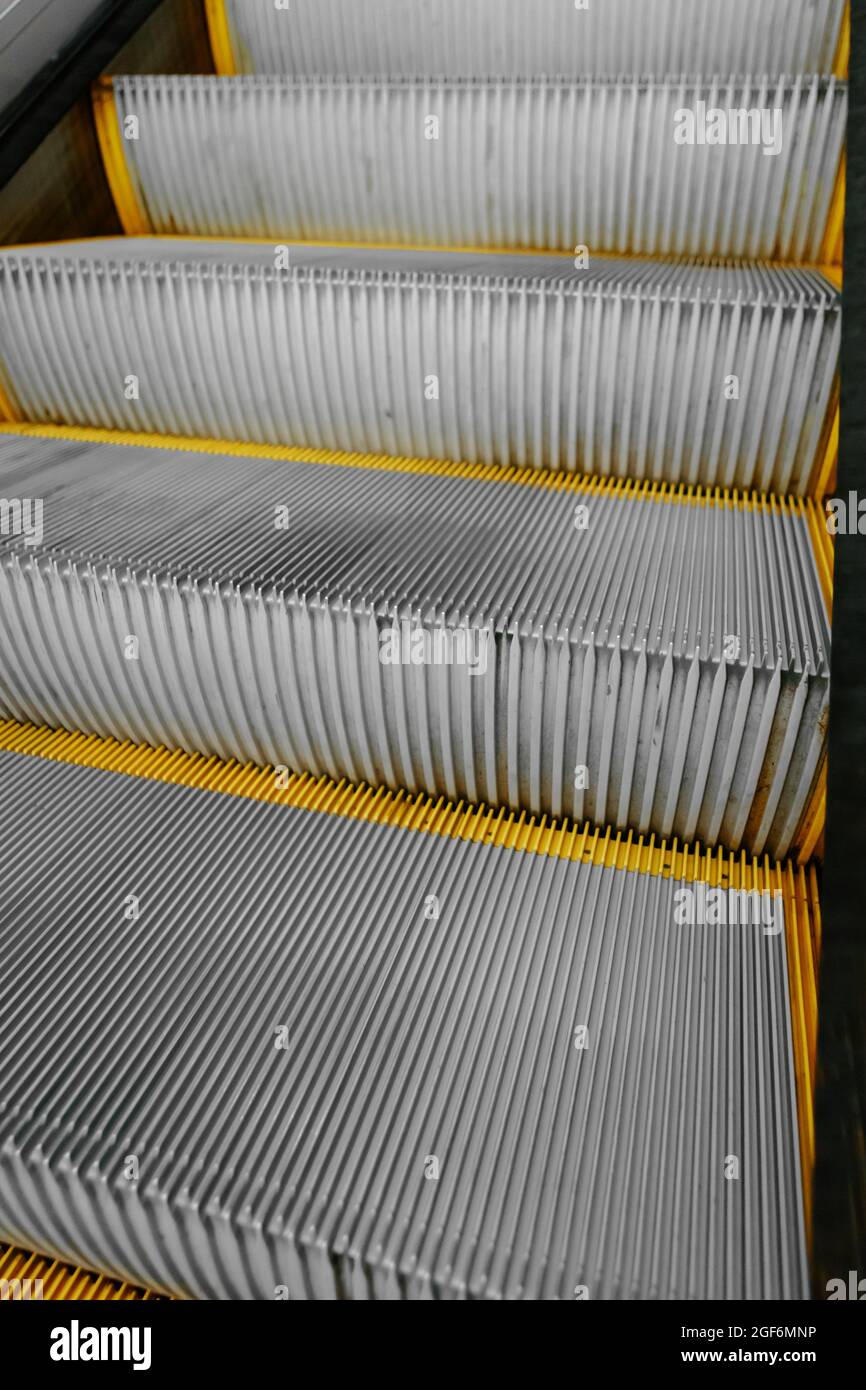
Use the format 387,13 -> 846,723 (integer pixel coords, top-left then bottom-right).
0,730 -> 814,1298
0,241 -> 839,494
0,426 -> 830,858
95,73 -> 846,262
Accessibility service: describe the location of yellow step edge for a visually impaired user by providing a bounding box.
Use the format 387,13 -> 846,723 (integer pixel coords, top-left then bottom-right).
204,0 -> 237,76
815,398 -> 841,497
0,714 -> 813,894
821,153 -> 846,269
797,771 -> 828,867
802,487 -> 836,616
835,2 -> 851,79
0,420 -> 832,517
0,1242 -> 162,1301
0,714 -> 821,1270
91,80 -> 150,237
0,372 -> 18,424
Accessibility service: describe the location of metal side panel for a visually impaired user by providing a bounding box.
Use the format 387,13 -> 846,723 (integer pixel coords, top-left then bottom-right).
0,0 -> 112,123
0,242 -> 840,494
0,746 -> 810,1299
98,74 -> 847,263
0,431 -> 830,858
211,0 -> 847,80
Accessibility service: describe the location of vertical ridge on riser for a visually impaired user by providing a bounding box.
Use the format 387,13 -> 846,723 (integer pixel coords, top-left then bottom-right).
0,242 -> 839,495
0,749 -> 810,1299
210,0 -> 847,79
0,432 -> 830,858
97,75 -> 846,263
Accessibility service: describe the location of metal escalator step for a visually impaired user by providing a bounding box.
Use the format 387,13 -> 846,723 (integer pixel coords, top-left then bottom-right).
0,241 -> 840,494
0,427 -> 830,858
0,735 -> 813,1298
94,73 -> 846,263
206,0 -> 847,81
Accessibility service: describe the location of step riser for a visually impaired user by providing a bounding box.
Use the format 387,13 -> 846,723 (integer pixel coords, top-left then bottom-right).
104,75 -> 846,262
213,0 -> 847,80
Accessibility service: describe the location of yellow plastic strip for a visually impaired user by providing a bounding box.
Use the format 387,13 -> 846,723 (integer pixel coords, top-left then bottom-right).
790,860 -> 821,1241
815,401 -> 840,498
792,482 -> 832,864
0,715 -> 811,898
204,0 -> 237,75
0,1243 -> 162,1301
821,264 -> 843,291
0,373 -> 19,423
801,491 -> 835,616
822,152 -> 846,268
91,80 -> 151,236
0,421 -> 814,514
834,2 -> 850,78
797,777 -> 827,868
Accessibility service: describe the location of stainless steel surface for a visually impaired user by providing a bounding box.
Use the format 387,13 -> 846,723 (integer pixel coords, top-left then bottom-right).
0,241 -> 840,494
0,749 -> 809,1299
217,0 -> 846,80
0,432 -> 830,856
107,74 -> 846,261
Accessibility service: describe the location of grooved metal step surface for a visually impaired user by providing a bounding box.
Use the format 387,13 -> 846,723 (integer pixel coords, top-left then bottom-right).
0,748 -> 810,1299
0,242 -> 840,494
99,74 -> 846,261
0,430 -> 830,858
211,0 -> 846,80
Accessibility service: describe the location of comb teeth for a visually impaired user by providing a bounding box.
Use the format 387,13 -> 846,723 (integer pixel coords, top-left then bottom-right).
0,243 -> 839,494
0,432 -> 830,858
0,1242 -> 161,1300
215,0 -> 846,79
103,74 -> 846,262
0,749 -> 810,1300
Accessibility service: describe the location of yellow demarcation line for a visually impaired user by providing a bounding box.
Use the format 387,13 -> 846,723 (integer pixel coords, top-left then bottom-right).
0,714 -> 821,1258
820,261 -> 843,293
822,153 -> 846,269
0,1242 -> 161,1301
804,471 -> 836,612
204,0 -> 237,76
815,399 -> 841,498
797,773 -> 827,868
0,372 -> 18,423
835,1 -> 851,79
91,80 -> 150,236
0,716 -> 817,889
